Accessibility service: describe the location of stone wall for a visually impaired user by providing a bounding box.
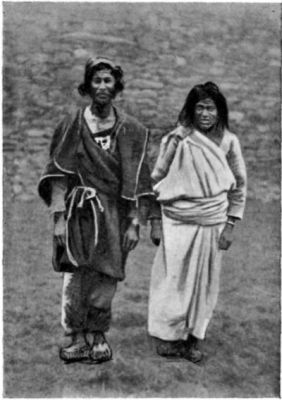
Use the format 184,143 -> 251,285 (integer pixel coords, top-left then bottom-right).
3,3 -> 280,202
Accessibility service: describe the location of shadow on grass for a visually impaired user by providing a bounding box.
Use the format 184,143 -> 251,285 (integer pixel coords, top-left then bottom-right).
112,311 -> 147,328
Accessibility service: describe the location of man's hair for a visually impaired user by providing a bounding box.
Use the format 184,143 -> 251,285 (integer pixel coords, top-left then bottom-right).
78,57 -> 124,97
178,81 -> 229,131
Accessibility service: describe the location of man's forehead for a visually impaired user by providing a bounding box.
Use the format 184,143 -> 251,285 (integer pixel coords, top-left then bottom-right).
93,68 -> 113,77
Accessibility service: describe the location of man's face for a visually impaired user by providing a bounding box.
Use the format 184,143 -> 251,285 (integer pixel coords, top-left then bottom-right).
90,69 -> 116,105
194,98 -> 218,132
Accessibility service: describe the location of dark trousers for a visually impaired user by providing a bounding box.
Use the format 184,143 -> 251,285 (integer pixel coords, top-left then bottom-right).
61,267 -> 117,335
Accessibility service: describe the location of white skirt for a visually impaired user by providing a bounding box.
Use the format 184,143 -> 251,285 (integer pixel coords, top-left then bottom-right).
148,212 -> 224,340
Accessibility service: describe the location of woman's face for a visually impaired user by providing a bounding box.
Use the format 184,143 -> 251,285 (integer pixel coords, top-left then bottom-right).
90,69 -> 116,105
194,98 -> 218,132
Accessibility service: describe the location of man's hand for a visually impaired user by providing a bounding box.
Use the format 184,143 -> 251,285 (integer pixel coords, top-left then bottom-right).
218,223 -> 234,250
53,212 -> 66,247
122,222 -> 140,252
150,219 -> 162,246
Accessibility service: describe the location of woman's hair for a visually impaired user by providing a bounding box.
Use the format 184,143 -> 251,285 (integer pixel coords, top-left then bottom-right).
78,57 -> 124,97
178,81 -> 229,130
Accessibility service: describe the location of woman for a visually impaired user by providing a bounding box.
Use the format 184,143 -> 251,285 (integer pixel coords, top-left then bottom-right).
38,57 -> 157,364
148,82 -> 247,363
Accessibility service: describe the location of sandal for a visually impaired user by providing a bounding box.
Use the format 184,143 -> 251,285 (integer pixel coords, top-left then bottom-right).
89,331 -> 112,364
59,334 -> 90,363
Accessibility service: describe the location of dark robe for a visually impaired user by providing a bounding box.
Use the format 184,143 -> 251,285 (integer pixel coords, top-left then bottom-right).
38,107 -> 154,280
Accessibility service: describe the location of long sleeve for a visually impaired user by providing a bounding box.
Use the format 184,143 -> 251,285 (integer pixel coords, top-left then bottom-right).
149,130 -> 185,220
226,135 -> 247,219
49,177 -> 68,215
38,114 -> 73,207
151,125 -> 191,184
147,196 -> 161,220
125,196 -> 162,226
151,134 -> 180,184
127,200 -> 139,225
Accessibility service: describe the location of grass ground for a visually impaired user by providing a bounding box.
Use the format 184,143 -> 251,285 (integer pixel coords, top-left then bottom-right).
3,197 -> 280,397
3,2 -> 280,397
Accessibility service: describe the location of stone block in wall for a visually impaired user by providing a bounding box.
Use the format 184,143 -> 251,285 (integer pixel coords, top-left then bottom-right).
128,79 -> 164,90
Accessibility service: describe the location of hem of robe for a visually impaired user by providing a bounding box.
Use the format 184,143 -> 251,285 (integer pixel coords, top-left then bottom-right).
148,213 -> 224,342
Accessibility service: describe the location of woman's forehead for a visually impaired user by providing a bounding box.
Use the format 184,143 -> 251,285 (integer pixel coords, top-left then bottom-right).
196,98 -> 216,106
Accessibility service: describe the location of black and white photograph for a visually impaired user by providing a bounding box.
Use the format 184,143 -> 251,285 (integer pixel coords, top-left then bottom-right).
3,1 -> 280,397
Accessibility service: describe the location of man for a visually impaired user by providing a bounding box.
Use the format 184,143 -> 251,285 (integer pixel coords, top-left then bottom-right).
38,57 -> 160,364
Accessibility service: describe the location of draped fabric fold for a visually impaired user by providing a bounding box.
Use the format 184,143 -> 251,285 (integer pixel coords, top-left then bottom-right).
149,214 -> 224,340
38,107 -> 154,206
148,128 -> 240,341
63,186 -> 105,269
38,107 -> 154,279
153,129 -> 235,203
162,193 -> 228,226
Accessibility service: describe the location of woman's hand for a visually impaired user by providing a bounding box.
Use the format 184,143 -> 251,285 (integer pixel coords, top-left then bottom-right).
122,222 -> 140,252
218,223 -> 234,250
150,219 -> 162,246
53,212 -> 66,246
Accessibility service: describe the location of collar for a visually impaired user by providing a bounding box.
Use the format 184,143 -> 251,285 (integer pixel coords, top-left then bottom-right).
85,105 -> 116,123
